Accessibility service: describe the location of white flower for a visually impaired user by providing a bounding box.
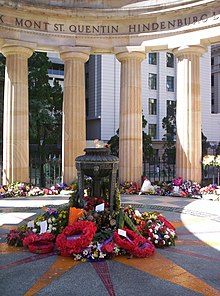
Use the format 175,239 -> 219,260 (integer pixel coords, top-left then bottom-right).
47,229 -> 51,233
134,210 -> 141,217
149,229 -> 153,232
52,217 -> 56,223
83,250 -> 88,256
48,224 -> 53,230
99,252 -> 106,259
74,254 -> 82,260
148,237 -> 151,240
164,235 -> 170,239
52,227 -> 56,231
113,246 -> 120,255
153,234 -> 159,239
47,218 -> 52,224
32,228 -> 37,233
36,221 -> 40,226
154,240 -> 158,244
168,242 -> 172,245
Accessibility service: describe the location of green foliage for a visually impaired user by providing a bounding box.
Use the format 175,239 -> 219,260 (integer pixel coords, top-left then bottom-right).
162,103 -> 176,164
108,129 -> 119,156
114,184 -> 121,211
0,54 -> 5,80
117,208 -> 141,234
28,52 -> 63,146
108,113 -> 154,160
202,132 -> 210,156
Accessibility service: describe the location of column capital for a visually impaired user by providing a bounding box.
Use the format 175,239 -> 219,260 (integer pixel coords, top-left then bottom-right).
59,46 -> 91,63
173,45 -> 207,58
115,46 -> 146,62
1,39 -> 36,58
1,45 -> 34,59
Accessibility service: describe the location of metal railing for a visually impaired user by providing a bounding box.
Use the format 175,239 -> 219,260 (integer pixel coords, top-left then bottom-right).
0,158 -> 219,186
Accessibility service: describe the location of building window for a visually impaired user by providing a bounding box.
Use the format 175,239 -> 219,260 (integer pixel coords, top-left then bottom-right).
166,52 -> 174,68
148,124 -> 157,139
211,93 -> 214,114
167,76 -> 174,92
148,73 -> 157,90
48,63 -> 64,76
167,100 -> 176,116
211,75 -> 214,87
211,57 -> 214,66
148,53 -> 157,65
149,98 -> 157,115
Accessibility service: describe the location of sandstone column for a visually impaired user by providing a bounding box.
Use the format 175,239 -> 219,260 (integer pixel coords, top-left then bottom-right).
60,47 -> 90,184
2,45 -> 33,184
116,50 -> 146,185
173,45 -> 206,183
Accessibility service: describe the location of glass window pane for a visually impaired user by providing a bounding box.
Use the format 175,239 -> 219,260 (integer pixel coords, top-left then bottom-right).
167,100 -> 176,116
148,53 -> 157,65
167,76 -> 174,92
149,73 -> 157,90
149,98 -> 157,115
148,124 -> 157,139
166,52 -> 174,68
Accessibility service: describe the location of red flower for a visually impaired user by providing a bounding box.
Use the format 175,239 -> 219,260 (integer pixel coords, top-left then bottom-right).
23,232 -> 55,254
101,242 -> 115,254
114,229 -> 155,258
56,221 -> 97,256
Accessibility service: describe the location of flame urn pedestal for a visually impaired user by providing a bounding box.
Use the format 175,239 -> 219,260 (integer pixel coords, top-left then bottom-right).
75,147 -> 119,211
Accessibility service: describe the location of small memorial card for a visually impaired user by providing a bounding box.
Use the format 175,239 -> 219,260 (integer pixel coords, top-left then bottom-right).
118,229 -> 127,237
95,203 -> 104,212
39,220 -> 48,234
27,220 -> 35,228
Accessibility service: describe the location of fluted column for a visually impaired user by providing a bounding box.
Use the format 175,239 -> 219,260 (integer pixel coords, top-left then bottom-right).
2,45 -> 33,184
60,47 -> 90,184
173,45 -> 206,182
116,50 -> 146,185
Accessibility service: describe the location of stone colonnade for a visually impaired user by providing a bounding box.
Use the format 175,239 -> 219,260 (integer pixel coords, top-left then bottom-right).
2,44 -> 34,184
1,44 -> 206,185
173,45 -> 206,183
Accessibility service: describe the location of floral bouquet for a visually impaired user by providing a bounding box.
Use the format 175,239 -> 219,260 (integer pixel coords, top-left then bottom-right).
119,181 -> 139,194
123,206 -> 177,248
202,155 -> 215,167
7,229 -> 33,247
200,184 -> 218,195
179,180 -> 201,197
83,196 -> 108,211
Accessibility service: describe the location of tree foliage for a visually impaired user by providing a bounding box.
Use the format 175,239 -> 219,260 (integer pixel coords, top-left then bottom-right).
28,52 -> 63,146
162,103 -> 176,164
108,113 -> 154,160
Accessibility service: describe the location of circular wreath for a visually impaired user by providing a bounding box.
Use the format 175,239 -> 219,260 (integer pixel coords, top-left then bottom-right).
23,232 -> 55,254
114,229 -> 156,258
56,221 -> 97,257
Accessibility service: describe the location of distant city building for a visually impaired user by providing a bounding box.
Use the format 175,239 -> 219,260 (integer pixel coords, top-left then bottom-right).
48,47 -> 220,149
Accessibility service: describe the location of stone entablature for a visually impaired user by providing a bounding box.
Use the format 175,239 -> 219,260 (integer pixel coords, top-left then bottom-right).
0,0 -> 220,52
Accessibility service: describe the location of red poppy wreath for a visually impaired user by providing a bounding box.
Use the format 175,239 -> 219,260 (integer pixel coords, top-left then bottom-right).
56,221 -> 97,257
114,228 -> 156,258
23,232 -> 55,254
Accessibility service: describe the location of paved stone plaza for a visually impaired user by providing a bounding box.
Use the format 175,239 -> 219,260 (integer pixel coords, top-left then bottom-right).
0,195 -> 220,296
